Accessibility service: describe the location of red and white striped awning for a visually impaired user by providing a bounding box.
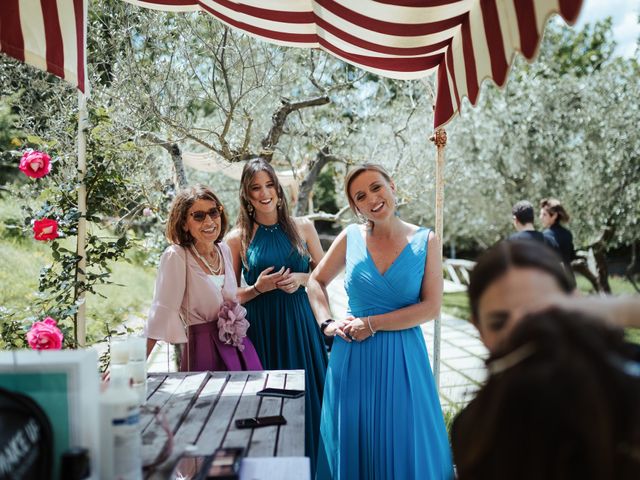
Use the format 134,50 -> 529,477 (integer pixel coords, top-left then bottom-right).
125,0 -> 583,128
0,0 -> 88,93
0,1 -> 583,127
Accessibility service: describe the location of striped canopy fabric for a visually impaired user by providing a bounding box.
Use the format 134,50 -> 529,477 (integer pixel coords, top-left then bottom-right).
0,0 -> 88,93
126,0 -> 583,128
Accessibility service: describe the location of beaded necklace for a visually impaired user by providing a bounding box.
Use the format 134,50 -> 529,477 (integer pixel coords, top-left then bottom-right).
192,245 -> 223,275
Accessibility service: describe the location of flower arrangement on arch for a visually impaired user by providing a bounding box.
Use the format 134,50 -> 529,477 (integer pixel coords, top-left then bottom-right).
217,300 -> 250,351
26,317 -> 64,350
19,150 -> 52,179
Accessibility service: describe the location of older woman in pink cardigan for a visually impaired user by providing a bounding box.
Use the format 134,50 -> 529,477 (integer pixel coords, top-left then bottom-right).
145,185 -> 262,371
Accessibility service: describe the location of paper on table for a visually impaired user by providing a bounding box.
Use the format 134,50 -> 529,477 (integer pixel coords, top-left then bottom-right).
240,457 -> 310,480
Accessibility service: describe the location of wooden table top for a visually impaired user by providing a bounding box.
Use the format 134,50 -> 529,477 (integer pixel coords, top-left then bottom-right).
141,370 -> 306,478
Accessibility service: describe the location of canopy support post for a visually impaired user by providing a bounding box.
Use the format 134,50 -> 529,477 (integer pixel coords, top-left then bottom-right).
430,128 -> 447,391
75,92 -> 88,347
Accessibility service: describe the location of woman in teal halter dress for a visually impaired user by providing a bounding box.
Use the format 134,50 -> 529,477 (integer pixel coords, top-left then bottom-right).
227,159 -> 328,475
308,164 -> 454,479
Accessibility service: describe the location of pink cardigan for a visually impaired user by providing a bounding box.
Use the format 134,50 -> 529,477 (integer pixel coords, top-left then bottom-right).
145,242 -> 238,344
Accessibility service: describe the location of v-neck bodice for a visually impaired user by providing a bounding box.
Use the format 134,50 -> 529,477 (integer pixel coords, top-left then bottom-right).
344,224 -> 430,318
361,228 -> 424,277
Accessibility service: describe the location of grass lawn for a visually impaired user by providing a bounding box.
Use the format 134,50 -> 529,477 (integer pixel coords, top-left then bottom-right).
442,291 -> 470,321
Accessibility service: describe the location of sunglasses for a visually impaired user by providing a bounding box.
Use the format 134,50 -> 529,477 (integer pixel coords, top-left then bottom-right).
189,205 -> 223,222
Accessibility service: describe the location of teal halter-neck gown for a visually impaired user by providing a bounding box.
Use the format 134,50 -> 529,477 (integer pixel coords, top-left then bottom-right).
317,224 -> 454,479
243,223 -> 328,474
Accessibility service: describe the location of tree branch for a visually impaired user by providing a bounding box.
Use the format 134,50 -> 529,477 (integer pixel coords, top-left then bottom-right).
260,96 -> 330,160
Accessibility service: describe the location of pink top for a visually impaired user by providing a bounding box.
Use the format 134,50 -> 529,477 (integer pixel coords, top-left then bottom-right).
145,242 -> 238,344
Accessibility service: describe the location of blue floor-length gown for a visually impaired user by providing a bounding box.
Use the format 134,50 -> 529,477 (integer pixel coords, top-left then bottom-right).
243,223 -> 328,474
317,224 -> 454,479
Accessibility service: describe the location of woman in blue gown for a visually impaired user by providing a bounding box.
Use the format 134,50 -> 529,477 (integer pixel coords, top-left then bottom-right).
308,164 -> 454,479
227,158 -> 328,474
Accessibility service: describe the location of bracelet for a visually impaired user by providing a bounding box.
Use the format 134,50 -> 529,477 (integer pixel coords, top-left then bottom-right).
253,284 -> 263,295
320,319 -> 335,337
366,316 -> 376,336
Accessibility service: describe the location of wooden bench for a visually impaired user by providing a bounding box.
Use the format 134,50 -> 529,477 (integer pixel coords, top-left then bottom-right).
443,258 -> 475,293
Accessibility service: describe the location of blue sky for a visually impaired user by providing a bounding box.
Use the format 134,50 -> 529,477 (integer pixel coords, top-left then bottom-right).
575,0 -> 639,57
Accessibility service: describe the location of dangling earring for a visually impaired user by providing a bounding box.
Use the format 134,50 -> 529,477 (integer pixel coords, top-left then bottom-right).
246,202 -> 255,217
277,197 -> 283,209
394,195 -> 400,217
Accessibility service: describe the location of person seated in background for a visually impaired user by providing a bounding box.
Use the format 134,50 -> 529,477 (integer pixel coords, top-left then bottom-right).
509,200 -> 558,249
451,308 -> 640,480
468,239 -> 640,353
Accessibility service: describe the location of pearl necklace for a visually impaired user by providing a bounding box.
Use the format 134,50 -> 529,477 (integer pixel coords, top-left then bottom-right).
192,245 -> 223,275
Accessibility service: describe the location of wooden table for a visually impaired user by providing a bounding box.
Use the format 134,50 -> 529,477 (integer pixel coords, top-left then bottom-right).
142,370 -> 306,478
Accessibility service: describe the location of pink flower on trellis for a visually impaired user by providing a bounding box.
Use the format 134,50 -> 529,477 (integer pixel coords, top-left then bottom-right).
27,317 -> 64,350
217,300 -> 250,351
33,218 -> 59,241
19,150 -> 52,178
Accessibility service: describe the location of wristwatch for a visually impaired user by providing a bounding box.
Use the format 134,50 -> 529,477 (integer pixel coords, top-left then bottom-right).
320,319 -> 335,336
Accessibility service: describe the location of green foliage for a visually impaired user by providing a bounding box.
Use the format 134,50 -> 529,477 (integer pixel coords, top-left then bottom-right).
314,165 -> 340,214
0,95 -> 167,348
0,196 -> 156,349
0,95 -> 23,186
539,18 -> 616,77
427,18 -> 640,251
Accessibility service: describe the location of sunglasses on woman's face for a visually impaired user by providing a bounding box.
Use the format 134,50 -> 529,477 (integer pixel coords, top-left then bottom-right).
189,205 -> 223,222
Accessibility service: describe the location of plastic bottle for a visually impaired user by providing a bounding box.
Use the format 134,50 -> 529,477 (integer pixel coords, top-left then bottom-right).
100,365 -> 142,480
128,335 -> 147,405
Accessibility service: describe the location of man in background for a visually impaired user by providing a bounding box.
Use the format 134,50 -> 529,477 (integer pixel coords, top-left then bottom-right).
509,200 -> 558,250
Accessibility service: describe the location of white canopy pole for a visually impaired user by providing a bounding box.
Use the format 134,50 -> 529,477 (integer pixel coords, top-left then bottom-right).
75,92 -> 88,347
431,128 -> 447,390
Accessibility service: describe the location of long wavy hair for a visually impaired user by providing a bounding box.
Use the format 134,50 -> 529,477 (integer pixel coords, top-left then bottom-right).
236,158 -> 306,267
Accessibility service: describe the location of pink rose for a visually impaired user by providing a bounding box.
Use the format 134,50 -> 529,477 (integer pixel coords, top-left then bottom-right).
217,300 -> 250,351
19,150 -> 52,178
26,317 -> 64,350
33,218 -> 59,241
142,207 -> 153,217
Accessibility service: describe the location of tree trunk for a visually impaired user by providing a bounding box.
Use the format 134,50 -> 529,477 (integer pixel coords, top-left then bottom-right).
170,143 -> 188,189
294,147 -> 333,217
626,241 -> 640,293
593,225 -> 615,293
571,259 -> 600,291
572,225 -> 615,293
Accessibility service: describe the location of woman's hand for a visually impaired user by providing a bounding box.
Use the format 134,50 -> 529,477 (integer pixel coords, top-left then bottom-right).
343,316 -> 374,342
324,319 -> 352,342
255,266 -> 288,293
276,272 -> 306,294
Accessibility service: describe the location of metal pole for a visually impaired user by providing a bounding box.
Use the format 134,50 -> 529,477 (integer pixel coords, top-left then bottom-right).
75,92 -> 88,347
430,128 -> 447,390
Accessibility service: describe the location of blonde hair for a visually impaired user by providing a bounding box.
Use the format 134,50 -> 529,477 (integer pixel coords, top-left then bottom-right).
344,163 -> 394,229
